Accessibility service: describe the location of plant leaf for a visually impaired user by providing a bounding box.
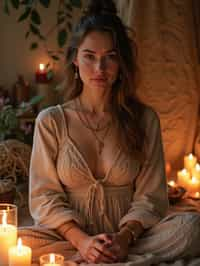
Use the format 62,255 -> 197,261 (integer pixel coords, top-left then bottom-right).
69,0 -> 82,8
30,23 -> 40,35
3,0 -> 10,15
58,29 -> 67,48
30,42 -> 38,50
10,0 -> 19,9
29,95 -> 44,105
18,7 -> 31,22
39,0 -> 50,8
31,9 -> 41,25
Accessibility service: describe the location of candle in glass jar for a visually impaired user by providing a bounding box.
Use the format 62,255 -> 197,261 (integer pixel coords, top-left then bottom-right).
9,238 -> 32,266
177,168 -> 190,188
184,153 -> 197,172
0,205 -> 17,266
40,253 -> 64,266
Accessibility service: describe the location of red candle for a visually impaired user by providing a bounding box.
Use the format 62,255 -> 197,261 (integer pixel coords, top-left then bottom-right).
35,63 -> 50,83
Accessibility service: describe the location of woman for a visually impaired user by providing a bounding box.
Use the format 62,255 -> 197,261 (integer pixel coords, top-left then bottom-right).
20,0 -> 200,265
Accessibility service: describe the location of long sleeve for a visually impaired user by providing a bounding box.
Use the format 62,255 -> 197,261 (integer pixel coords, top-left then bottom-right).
29,107 -> 83,229
119,108 -> 169,229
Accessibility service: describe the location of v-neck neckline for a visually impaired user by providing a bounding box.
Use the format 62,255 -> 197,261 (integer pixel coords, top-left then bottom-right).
66,135 -> 121,182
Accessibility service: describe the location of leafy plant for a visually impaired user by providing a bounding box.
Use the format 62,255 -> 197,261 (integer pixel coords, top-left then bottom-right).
0,95 -> 43,144
2,0 -> 82,61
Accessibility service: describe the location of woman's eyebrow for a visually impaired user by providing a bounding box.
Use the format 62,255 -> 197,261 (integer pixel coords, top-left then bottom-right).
82,49 -> 116,53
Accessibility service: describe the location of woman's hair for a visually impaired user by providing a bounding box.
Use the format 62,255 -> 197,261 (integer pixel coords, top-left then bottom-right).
65,0 -> 147,163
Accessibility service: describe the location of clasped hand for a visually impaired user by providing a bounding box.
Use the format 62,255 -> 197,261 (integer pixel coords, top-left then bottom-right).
76,233 -> 129,263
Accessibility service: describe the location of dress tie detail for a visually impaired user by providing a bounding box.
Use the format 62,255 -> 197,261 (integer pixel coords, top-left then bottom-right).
86,180 -> 114,231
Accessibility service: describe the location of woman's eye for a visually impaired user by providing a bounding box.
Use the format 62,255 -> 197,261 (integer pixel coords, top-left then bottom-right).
106,54 -> 118,61
84,54 -> 95,60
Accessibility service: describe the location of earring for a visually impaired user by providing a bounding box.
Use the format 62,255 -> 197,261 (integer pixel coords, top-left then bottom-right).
74,67 -> 79,80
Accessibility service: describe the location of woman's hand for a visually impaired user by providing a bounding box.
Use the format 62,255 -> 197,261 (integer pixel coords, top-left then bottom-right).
77,233 -> 117,263
108,231 -> 131,262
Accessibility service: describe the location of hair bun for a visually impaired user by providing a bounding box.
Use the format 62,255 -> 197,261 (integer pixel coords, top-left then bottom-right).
84,0 -> 117,16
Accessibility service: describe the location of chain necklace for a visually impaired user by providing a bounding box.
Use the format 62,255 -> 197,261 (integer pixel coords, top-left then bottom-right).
75,98 -> 111,155
77,97 -> 111,132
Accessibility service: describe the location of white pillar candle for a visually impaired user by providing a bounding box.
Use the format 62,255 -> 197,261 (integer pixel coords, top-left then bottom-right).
9,238 -> 32,266
184,153 -> 197,172
0,207 -> 17,266
177,168 -> 190,188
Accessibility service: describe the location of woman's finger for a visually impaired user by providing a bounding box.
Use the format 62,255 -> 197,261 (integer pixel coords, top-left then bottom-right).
89,247 -> 116,263
93,241 -> 117,261
97,233 -> 113,244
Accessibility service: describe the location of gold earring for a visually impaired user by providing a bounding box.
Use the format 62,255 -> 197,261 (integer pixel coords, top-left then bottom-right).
74,67 -> 79,79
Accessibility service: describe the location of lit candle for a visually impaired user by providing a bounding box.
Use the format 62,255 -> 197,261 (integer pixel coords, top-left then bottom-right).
184,153 -> 197,172
187,176 -> 200,194
35,63 -> 48,83
0,205 -> 17,266
191,163 -> 200,179
177,168 -> 190,188
40,253 -> 64,266
168,180 -> 176,187
9,238 -> 32,266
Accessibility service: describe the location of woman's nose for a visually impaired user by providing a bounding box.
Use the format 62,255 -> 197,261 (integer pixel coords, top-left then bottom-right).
95,58 -> 106,71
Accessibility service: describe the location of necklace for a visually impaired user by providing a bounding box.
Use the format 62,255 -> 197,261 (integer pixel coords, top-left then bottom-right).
75,98 -> 111,155
77,97 -> 110,132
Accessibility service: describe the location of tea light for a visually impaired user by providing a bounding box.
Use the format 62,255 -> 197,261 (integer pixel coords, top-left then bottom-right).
9,238 -> 32,266
40,253 -> 64,266
177,168 -> 190,188
184,153 -> 197,172
0,204 -> 17,266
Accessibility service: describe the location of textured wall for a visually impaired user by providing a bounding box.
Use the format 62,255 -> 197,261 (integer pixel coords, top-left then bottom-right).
117,0 -> 200,175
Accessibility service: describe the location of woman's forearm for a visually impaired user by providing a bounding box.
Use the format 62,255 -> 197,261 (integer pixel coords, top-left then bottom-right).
57,221 -> 89,249
118,220 -> 144,245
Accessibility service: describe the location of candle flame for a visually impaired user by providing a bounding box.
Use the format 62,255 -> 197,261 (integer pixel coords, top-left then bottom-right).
17,238 -> 23,252
188,153 -> 194,160
2,210 -> 7,226
182,168 -> 188,175
195,164 -> 200,171
50,253 -> 55,263
191,176 -> 198,183
168,181 -> 176,187
39,63 -> 45,71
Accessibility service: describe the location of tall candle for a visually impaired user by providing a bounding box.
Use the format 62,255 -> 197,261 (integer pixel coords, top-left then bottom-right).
177,168 -> 190,188
0,206 -> 17,266
9,238 -> 32,266
184,153 -> 197,172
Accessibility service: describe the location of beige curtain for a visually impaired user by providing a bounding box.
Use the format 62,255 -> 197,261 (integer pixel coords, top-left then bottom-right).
116,0 -> 200,177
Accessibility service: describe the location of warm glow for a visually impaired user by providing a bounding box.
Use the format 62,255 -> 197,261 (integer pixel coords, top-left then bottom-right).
191,176 -> 198,184
17,238 -> 22,252
188,153 -> 194,160
39,63 -> 45,71
168,180 -> 176,187
182,169 -> 188,176
2,210 -> 7,226
50,253 -> 55,263
195,192 -> 200,198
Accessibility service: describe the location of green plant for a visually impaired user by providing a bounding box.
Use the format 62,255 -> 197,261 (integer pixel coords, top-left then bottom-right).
2,0 -> 83,61
0,95 -> 43,144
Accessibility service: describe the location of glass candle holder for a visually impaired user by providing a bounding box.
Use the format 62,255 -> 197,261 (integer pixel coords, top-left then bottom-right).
0,203 -> 17,266
40,253 -> 64,266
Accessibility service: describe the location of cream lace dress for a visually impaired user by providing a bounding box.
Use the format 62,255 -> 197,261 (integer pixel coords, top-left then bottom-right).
19,104 -> 200,266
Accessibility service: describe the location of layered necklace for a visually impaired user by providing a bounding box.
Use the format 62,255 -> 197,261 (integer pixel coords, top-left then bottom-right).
75,97 -> 112,155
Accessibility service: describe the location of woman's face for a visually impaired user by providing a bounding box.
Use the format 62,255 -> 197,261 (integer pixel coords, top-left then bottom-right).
74,31 -> 120,90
